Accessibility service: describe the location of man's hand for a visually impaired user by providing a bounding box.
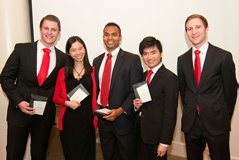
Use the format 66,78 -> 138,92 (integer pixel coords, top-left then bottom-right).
18,101 -> 35,115
157,144 -> 168,157
103,107 -> 124,121
133,98 -> 143,109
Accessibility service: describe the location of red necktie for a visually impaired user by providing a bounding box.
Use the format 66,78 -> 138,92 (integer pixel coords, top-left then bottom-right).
38,48 -> 50,86
146,70 -> 153,85
100,53 -> 112,107
194,49 -> 201,114
194,50 -> 201,86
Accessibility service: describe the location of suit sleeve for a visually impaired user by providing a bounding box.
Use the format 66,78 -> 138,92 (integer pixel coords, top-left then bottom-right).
221,52 -> 237,118
121,55 -> 143,114
160,75 -> 179,144
0,44 -> 24,106
177,57 -> 186,105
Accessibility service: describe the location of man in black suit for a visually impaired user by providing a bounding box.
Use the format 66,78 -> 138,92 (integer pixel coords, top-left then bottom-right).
177,14 -> 237,160
93,22 -> 143,160
133,36 -> 178,160
0,15 -> 66,160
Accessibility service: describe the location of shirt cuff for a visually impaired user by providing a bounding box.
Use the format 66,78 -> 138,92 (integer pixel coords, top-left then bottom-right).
159,143 -> 169,148
134,106 -> 139,112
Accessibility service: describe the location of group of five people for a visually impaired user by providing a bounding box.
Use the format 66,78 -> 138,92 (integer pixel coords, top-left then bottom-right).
0,13 -> 237,160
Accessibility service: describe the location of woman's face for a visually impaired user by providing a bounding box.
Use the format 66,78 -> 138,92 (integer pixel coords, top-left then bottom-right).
69,41 -> 85,63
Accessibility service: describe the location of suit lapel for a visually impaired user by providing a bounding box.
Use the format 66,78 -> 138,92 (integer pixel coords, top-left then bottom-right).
29,42 -> 38,83
184,49 -> 198,89
199,44 -> 215,87
148,65 -> 164,87
110,49 -> 124,91
94,54 -> 104,86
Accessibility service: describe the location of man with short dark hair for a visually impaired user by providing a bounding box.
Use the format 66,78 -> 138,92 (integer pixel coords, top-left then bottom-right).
0,14 -> 66,160
93,22 -> 143,160
133,36 -> 178,160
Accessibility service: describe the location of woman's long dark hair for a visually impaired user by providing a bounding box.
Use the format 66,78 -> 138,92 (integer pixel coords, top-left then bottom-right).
64,36 -> 92,79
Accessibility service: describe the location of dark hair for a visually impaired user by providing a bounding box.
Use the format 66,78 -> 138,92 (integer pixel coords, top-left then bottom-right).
65,36 -> 92,79
39,14 -> 61,31
139,36 -> 163,55
103,22 -> 121,36
185,14 -> 208,31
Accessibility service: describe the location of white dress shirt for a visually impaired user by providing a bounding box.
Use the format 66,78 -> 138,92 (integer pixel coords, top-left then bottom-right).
97,47 -> 120,106
192,42 -> 209,70
37,41 -> 56,77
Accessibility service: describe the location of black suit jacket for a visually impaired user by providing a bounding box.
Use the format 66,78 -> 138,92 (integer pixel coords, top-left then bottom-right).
0,42 -> 66,127
138,65 -> 178,145
177,43 -> 237,135
93,48 -> 143,135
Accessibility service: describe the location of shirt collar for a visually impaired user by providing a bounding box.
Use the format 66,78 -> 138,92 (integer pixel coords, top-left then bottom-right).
149,62 -> 163,73
193,42 -> 209,55
37,40 -> 54,52
104,47 -> 120,58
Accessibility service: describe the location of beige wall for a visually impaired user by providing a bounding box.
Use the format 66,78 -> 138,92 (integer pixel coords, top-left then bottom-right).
0,1 -> 238,160
0,0 -> 31,159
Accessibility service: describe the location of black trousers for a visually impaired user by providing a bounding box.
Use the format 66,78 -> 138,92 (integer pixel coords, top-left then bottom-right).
7,122 -> 52,160
185,116 -> 230,160
136,117 -> 167,160
98,118 -> 136,160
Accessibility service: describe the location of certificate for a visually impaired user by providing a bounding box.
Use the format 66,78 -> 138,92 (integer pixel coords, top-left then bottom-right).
67,83 -> 89,102
133,81 -> 152,103
30,94 -> 48,115
94,108 -> 111,117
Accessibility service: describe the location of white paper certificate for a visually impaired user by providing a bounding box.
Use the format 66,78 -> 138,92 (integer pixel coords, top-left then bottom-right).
69,87 -> 89,102
95,108 -> 111,116
136,83 -> 152,103
33,100 -> 46,115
